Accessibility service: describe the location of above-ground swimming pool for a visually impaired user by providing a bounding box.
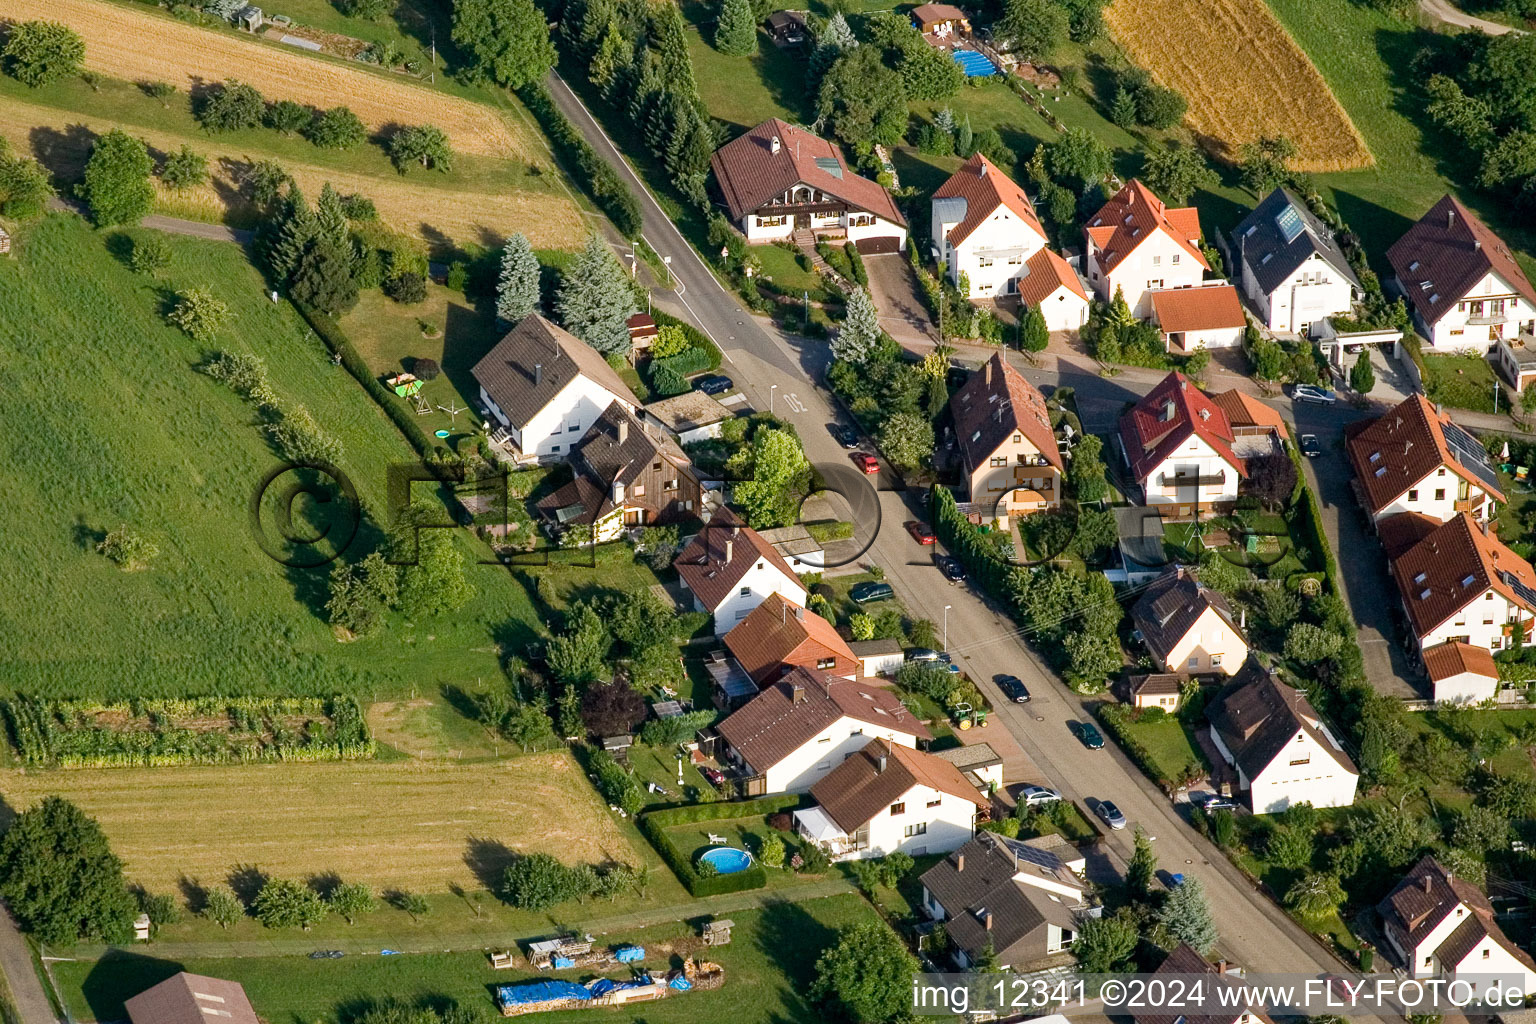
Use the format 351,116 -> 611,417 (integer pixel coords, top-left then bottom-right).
952,48 -> 999,77
698,847 -> 754,874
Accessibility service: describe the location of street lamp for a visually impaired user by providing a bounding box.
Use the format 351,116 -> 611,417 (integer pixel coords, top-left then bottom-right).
944,604 -> 952,651
771,384 -> 778,415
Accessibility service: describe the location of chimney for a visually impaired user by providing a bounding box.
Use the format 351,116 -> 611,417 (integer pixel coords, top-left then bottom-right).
877,751 -> 888,773
956,853 -> 965,872
1240,608 -> 1246,629
1447,208 -> 1456,230
618,418 -> 628,445
724,538 -> 734,564
770,135 -> 781,155
791,682 -> 805,703
793,604 -> 804,620
1475,239 -> 1482,251
979,159 -> 988,178
1215,960 -> 1229,975
982,910 -> 993,931
1423,874 -> 1434,894
534,363 -> 543,386
612,479 -> 625,505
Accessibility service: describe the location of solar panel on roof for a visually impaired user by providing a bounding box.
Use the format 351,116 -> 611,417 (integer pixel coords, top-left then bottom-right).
1442,421 -> 1502,492
813,157 -> 843,179
1500,570 -> 1536,610
998,835 -> 1065,872
1275,204 -> 1305,244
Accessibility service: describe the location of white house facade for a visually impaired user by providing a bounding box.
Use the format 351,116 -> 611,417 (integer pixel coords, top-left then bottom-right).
1210,720 -> 1359,813
1390,513 -> 1536,656
1120,374 -> 1247,515
759,716 -> 919,794
672,509 -> 808,634
485,376 -> 634,461
1084,180 -> 1207,318
1423,641 -> 1500,706
1232,187 -> 1360,335
1346,394 -> 1504,524
931,153 -> 1048,298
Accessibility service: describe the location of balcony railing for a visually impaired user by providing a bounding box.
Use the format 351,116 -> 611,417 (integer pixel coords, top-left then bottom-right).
1157,472 -> 1227,488
1466,314 -> 1509,326
1453,498 -> 1480,513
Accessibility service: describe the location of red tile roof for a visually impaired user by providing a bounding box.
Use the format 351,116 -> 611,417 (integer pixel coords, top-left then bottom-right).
1016,247 -> 1088,306
1391,512 -> 1536,638
1208,389 -> 1289,440
1344,393 -> 1505,515
1386,194 -> 1536,328
1149,285 -> 1246,334
673,506 -> 805,613
709,118 -> 904,227
1084,180 -> 1208,275
810,738 -> 986,833
1376,511 -> 1444,561
1118,371 -> 1245,484
724,593 -> 858,684
1422,640 -> 1498,684
932,153 -> 1046,249
951,353 -> 1061,477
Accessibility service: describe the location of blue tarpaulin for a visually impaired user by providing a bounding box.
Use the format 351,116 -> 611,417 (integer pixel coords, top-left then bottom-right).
552,956 -> 576,969
497,981 -> 592,1007
614,946 -> 645,963
669,976 -> 693,991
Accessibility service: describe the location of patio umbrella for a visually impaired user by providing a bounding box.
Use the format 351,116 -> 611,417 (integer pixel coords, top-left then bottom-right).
1502,440 -> 1512,460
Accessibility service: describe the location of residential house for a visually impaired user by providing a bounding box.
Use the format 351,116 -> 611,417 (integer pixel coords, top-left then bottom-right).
1232,187 -> 1361,336
1422,640 -> 1500,706
1084,179 -> 1208,318
952,353 -> 1063,518
126,974 -> 260,1024
673,506 -> 807,633
1389,512 -> 1536,655
1127,672 -> 1185,711
849,637 -> 905,678
1131,567 -> 1248,675
1118,372 -> 1251,515
929,155 -> 1089,328
1345,393 -> 1504,524
641,391 -> 733,445
765,9 -> 808,46
1206,658 -> 1359,812
710,119 -> 907,247
715,667 -> 931,794
1377,856 -> 1536,997
1133,945 -> 1265,1024
1209,388 -> 1291,445
1494,333 -> 1536,392
1387,194 -> 1536,352
911,2 -> 970,37
1149,283 -> 1247,352
471,315 -> 639,463
931,741 -> 1004,794
1105,505 -> 1170,585
533,403 -> 703,543
918,831 -> 1091,972
757,524 -> 825,573
794,739 -> 987,860
724,592 -> 858,685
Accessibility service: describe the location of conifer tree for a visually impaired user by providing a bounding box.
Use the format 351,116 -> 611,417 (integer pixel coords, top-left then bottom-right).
714,0 -> 757,56
497,232 -> 540,324
316,182 -> 350,249
555,235 -> 638,355
266,185 -> 317,286
291,236 -> 359,315
833,288 -> 881,364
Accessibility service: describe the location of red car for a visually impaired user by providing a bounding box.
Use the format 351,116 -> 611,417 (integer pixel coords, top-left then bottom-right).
700,766 -> 726,787
906,521 -> 937,545
853,452 -> 880,474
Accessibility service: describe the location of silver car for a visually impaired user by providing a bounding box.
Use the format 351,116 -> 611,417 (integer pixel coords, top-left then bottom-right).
1096,800 -> 1127,830
1019,785 -> 1061,807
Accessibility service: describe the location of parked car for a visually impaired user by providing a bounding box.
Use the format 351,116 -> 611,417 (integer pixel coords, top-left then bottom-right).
1299,433 -> 1323,458
1291,384 -> 1337,405
853,452 -> 880,474
906,647 -> 941,663
1077,722 -> 1105,749
938,556 -> 967,582
1095,800 -> 1127,830
831,424 -> 860,449
695,374 -> 733,395
906,521 -> 937,545
850,581 -> 895,604
996,674 -> 1031,702
1197,793 -> 1239,812
1019,785 -> 1060,806
700,766 -> 726,787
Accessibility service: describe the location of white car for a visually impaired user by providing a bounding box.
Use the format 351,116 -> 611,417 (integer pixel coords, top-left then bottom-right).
1019,785 -> 1061,807
1291,384 -> 1337,405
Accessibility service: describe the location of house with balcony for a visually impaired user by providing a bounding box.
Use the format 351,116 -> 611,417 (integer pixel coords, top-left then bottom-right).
1131,567 -> 1248,676
715,667 -> 930,795
1118,372 -> 1254,516
1084,180 -> 1208,318
1133,946 -> 1266,1024
1345,393 -> 1504,524
929,155 -> 1089,328
793,739 -> 987,861
918,830 -> 1092,972
1206,658 -> 1358,813
1386,194 -> 1536,353
471,315 -> 640,463
724,593 -> 858,686
673,506 -> 807,633
1231,187 -> 1361,336
1389,512 -> 1536,656
709,118 -> 907,248
951,353 -> 1063,520
1377,856 -> 1536,997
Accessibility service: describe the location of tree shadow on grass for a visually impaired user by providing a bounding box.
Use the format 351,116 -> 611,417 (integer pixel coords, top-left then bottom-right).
27,123 -> 95,184
754,900 -> 839,1017
464,836 -> 516,892
226,864 -> 269,905
177,875 -> 208,915
78,949 -> 186,1023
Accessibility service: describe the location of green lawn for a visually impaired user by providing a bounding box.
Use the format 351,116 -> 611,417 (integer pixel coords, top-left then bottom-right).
627,743 -> 720,807
1422,352 -> 1499,413
662,817 -> 836,891
52,894 -> 885,1024
751,243 -> 829,299
680,8 -> 812,130
0,214 -> 557,698
1115,715 -> 1209,783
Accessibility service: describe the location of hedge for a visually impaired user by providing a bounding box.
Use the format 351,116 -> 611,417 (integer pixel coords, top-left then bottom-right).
652,311 -> 722,369
844,242 -> 868,288
1096,703 -> 1175,791
654,346 -> 715,379
517,84 -> 643,239
638,794 -> 803,897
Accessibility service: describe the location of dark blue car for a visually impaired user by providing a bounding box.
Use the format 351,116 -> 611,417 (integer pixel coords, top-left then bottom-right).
695,375 -> 733,395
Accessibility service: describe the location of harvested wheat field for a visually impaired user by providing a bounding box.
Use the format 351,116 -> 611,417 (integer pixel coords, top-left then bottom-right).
0,0 -> 532,161
0,751 -> 640,893
0,94 -> 585,248
1104,0 -> 1371,171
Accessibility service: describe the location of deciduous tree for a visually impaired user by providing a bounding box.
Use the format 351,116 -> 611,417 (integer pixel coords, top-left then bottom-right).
397,512 -> 474,617
1142,142 -> 1218,206
1073,912 -> 1138,974
0,138 -> 54,218
306,106 -> 367,150
202,886 -> 244,928
811,923 -> 918,1024
389,125 -> 453,172
452,0 -> 557,89
168,287 -> 233,342
880,411 -> 935,470
327,882 -> 377,923
1244,451 -> 1297,510
816,46 -> 908,149
501,854 -> 583,909
81,129 -> 154,227
0,796 -> 137,945
730,428 -> 811,528
1068,433 -> 1108,503
159,145 -> 208,193
581,678 -> 646,736
198,81 -> 266,132
3,21 -> 84,87
1285,872 -> 1344,921
547,603 -> 611,683
997,0 -> 1067,60
1046,127 -> 1111,192
253,878 -> 328,930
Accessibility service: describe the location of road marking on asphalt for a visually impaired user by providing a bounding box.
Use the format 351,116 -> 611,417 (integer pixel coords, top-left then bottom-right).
782,393 -> 806,413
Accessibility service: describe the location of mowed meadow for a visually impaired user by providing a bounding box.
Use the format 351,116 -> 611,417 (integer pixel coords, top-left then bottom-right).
0,751 -> 640,893
0,216 -> 538,697
1105,0 -> 1371,171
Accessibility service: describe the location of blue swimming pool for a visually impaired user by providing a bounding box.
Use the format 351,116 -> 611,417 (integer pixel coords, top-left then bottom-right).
952,48 -> 999,77
698,847 -> 754,874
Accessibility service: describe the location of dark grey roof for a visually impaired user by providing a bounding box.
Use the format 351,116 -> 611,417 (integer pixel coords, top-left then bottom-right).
1135,946 -> 1251,1024
1115,505 -> 1167,572
1205,660 -> 1356,782
470,315 -> 637,431
1130,568 -> 1241,664
1233,187 -> 1360,298
919,832 -> 1081,965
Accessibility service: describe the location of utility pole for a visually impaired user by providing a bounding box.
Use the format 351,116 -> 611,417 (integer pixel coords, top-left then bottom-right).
1495,377 -> 1502,415
431,26 -> 436,84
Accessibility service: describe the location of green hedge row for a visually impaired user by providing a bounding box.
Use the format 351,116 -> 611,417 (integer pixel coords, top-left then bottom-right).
845,242 -> 868,288
654,347 -> 715,378
638,794 -> 802,897
1096,704 -> 1174,790
518,84 -> 644,239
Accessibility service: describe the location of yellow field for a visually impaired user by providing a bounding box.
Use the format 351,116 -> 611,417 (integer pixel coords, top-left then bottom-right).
0,92 -> 585,248
1104,0 -> 1371,171
0,0 -> 532,161
0,751 -> 640,893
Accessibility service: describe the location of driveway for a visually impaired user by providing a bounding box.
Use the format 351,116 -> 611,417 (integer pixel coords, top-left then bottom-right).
862,253 -> 937,348
1419,0 -> 1521,33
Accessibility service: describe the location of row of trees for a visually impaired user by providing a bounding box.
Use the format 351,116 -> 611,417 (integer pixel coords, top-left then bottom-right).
499,851 -> 648,909
1417,34 -> 1536,208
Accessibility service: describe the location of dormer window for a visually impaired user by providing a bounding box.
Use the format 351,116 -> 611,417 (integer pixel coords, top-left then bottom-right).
1369,451 -> 1381,462
1409,261 -> 1420,272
